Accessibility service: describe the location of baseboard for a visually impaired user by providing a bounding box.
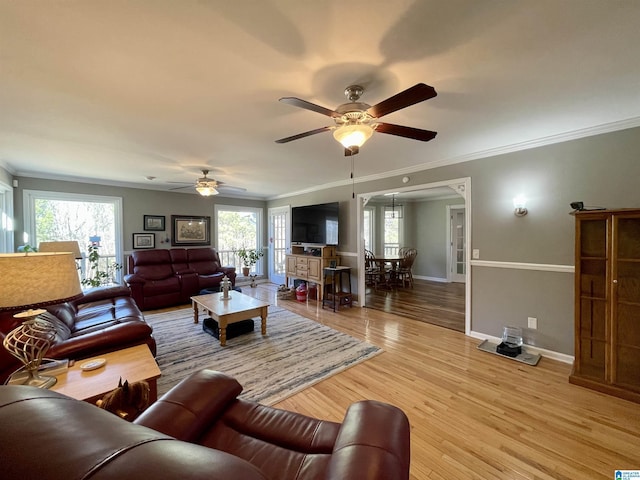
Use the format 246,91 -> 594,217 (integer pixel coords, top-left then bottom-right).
413,275 -> 448,283
469,330 -> 574,364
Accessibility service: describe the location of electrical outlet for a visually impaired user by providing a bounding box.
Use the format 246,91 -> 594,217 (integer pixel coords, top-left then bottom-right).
472,249 -> 480,259
528,317 -> 537,329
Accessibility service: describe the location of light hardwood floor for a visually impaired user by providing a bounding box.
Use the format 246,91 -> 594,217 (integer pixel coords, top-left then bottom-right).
242,283 -> 639,480
365,278 -> 466,332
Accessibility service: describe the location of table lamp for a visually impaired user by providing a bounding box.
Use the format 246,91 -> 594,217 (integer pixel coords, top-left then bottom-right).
0,252 -> 83,388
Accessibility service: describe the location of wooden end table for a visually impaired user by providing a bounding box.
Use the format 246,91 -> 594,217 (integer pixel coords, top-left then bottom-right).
191,291 -> 270,346
51,344 -> 161,404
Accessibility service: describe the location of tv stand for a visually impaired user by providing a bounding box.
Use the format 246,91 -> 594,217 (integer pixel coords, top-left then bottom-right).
285,245 -> 338,302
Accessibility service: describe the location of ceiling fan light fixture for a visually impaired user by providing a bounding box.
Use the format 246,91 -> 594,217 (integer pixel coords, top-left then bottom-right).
195,181 -> 219,196
332,124 -> 374,149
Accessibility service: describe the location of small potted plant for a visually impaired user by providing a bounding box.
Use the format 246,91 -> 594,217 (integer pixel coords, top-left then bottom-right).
236,247 -> 264,277
82,243 -> 122,288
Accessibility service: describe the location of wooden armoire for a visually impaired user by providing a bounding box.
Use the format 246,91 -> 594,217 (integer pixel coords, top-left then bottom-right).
570,208 -> 640,403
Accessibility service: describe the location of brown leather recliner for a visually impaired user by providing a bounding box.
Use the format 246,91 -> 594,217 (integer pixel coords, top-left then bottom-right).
0,369 -> 411,480
0,285 -> 155,384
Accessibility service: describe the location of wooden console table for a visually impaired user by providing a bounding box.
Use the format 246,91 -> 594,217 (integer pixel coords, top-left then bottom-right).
285,245 -> 338,302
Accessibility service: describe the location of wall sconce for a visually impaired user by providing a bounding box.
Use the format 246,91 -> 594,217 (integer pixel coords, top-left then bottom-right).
513,195 -> 528,217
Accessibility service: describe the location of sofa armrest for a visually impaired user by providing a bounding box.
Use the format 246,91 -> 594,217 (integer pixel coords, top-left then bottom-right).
123,273 -> 146,285
76,285 -> 132,305
326,400 -> 411,480
47,322 -> 153,360
220,266 -> 236,276
135,369 -> 243,442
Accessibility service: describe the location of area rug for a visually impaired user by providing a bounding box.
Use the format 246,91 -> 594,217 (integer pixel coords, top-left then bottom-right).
145,306 -> 382,405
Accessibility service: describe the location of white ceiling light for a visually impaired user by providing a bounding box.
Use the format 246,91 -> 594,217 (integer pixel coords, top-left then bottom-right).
332,124 -> 374,154
195,180 -> 219,196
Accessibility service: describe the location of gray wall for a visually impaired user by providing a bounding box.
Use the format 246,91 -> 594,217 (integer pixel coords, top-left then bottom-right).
268,126 -> 640,355
11,177 -> 267,252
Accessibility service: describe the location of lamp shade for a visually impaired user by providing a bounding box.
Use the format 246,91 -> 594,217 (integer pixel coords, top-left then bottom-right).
38,241 -> 83,259
0,253 -> 83,311
332,124 -> 374,149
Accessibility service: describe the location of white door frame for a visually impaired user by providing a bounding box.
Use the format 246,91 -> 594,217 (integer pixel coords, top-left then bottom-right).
268,205 -> 290,285
357,177 -> 472,336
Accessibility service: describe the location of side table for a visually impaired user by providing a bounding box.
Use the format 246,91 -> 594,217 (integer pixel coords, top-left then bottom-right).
51,344 -> 161,405
322,266 -> 353,311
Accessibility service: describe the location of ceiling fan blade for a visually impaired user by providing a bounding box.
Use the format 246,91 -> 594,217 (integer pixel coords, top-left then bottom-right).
217,185 -> 247,193
367,83 -> 437,118
375,122 -> 438,142
279,97 -> 341,118
275,126 -> 333,143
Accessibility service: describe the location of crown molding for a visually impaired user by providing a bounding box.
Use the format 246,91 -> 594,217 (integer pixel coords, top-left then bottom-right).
269,116 -> 640,200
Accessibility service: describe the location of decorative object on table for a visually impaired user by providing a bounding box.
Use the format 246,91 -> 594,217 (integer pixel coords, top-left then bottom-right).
96,377 -> 150,421
133,232 -> 155,249
82,242 -> 122,287
221,275 -> 231,300
143,214 -> 165,231
0,252 -> 83,388
236,247 -> 264,277
171,215 -> 211,246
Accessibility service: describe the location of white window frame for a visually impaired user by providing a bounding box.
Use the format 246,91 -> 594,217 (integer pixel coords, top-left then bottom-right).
214,204 -> 264,275
0,181 -> 14,253
22,190 -> 123,280
363,206 -> 375,253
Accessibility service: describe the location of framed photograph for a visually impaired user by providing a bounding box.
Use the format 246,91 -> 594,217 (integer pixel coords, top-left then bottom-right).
144,215 -> 165,231
171,215 -> 211,246
133,233 -> 155,249
329,259 -> 337,268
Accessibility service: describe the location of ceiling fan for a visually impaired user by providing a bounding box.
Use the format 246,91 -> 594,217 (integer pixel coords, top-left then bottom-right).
169,170 -> 246,197
275,83 -> 437,155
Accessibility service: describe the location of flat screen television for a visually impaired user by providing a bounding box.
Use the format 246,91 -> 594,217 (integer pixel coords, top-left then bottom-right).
291,202 -> 339,245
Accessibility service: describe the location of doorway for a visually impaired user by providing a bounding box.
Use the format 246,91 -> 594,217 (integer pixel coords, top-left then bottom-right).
357,178 -> 471,334
268,206 -> 290,285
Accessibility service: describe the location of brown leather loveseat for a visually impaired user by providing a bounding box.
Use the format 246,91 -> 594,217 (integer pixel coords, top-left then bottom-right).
0,285 -> 155,384
0,369 -> 411,479
124,247 -> 236,311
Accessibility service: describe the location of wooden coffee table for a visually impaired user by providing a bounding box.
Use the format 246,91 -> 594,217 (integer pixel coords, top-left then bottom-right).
51,344 -> 161,404
191,291 -> 270,346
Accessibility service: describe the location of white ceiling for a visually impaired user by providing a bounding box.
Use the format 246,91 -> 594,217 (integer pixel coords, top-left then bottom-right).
2,1 -> 640,200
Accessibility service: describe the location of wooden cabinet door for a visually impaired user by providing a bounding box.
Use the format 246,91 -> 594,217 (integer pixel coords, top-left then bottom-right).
575,215 -> 609,381
612,213 -> 640,391
285,255 -> 297,276
307,258 -> 321,281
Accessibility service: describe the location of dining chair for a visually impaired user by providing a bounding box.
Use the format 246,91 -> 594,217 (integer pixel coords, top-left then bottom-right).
364,249 -> 385,290
396,248 -> 417,288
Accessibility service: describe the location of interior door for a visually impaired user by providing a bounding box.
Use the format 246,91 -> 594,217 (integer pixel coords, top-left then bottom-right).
447,205 -> 466,283
268,206 -> 290,285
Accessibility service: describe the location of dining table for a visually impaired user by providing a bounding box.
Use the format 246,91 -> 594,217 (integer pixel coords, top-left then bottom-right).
370,257 -> 403,289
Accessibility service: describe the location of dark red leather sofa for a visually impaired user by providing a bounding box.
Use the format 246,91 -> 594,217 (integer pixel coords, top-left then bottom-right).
124,247 -> 236,311
0,285 -> 155,384
0,369 -> 411,479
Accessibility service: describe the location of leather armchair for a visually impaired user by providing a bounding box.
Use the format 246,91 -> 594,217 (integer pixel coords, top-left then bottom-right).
136,369 -> 410,479
0,370 -> 411,480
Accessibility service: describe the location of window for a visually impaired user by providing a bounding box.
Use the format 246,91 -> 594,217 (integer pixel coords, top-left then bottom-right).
0,181 -> 13,253
363,206 -> 374,252
23,190 -> 123,283
383,210 -> 403,257
215,205 -> 263,274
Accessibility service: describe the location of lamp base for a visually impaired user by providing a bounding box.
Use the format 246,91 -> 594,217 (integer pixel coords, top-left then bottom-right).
6,369 -> 57,388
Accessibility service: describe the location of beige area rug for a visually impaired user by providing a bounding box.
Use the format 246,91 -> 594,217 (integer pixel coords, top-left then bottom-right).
145,306 -> 382,405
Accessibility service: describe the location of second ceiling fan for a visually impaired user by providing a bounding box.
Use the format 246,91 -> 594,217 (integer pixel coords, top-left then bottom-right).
275,83 -> 437,155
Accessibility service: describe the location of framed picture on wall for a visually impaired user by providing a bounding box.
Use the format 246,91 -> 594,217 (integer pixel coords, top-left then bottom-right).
144,215 -> 165,231
133,233 -> 155,249
171,215 -> 211,246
